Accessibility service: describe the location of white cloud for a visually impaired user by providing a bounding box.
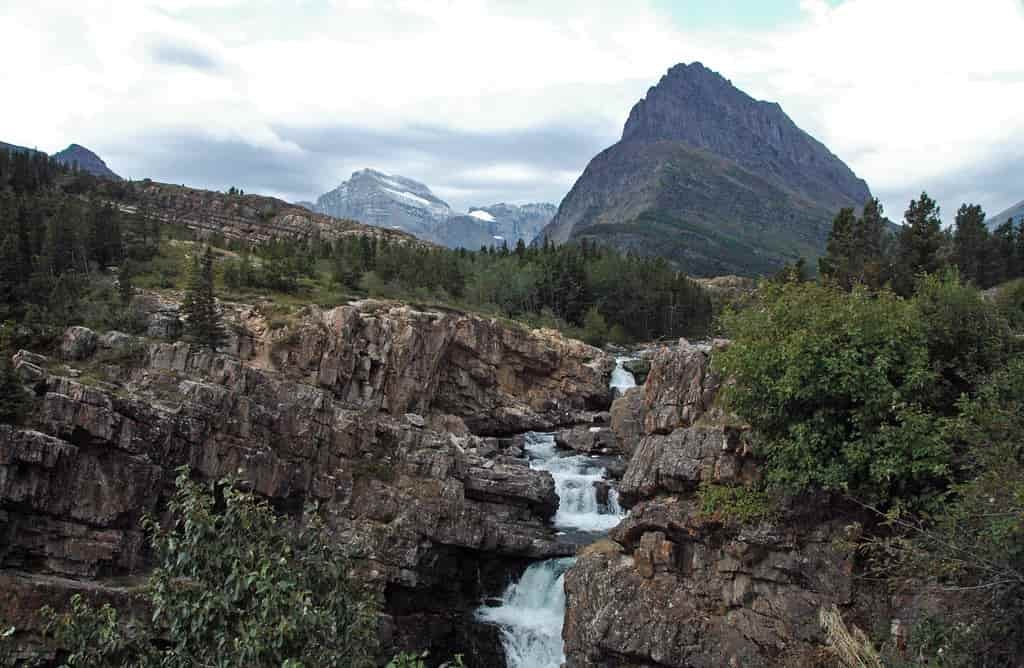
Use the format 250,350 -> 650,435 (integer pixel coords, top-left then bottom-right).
1,0 -> 1021,217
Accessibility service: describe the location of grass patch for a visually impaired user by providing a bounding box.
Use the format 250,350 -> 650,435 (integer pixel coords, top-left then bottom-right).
696,481 -> 777,524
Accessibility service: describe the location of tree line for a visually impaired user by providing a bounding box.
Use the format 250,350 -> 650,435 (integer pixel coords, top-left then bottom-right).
818,193 -> 1024,294
218,234 -> 714,344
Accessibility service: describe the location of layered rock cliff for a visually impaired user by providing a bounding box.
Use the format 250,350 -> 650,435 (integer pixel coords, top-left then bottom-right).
0,298 -> 614,661
562,340 -> 893,667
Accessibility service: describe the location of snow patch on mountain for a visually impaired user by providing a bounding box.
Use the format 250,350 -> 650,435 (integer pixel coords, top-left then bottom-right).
469,209 -> 497,222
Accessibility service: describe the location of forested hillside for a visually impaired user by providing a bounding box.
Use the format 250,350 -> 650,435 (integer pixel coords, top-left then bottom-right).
0,146 -> 712,356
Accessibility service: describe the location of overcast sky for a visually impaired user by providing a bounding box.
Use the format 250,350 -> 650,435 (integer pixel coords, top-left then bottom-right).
3,0 -> 1022,222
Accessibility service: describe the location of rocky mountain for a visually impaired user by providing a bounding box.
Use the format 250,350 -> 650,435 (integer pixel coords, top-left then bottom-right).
52,143 -> 121,180
313,169 -> 453,237
311,169 -> 555,248
538,62 -> 872,276
988,199 -> 1024,229
431,202 -> 557,249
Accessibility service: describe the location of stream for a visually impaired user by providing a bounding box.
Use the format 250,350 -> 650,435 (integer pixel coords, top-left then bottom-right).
476,357 -> 636,667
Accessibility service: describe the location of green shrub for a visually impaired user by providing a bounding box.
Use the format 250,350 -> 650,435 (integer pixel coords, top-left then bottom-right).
38,467 -> 379,667
697,482 -> 777,524
715,281 -> 948,504
993,278 -> 1024,331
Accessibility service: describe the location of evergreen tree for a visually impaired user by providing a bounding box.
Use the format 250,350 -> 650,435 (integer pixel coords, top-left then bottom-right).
894,192 -> 946,295
182,246 -> 226,348
992,220 -> 1018,285
952,203 -> 990,286
819,208 -> 857,289
854,198 -> 888,289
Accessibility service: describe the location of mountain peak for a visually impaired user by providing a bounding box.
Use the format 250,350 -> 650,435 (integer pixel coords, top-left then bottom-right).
538,62 -> 873,276
52,143 -> 121,180
620,62 -> 870,210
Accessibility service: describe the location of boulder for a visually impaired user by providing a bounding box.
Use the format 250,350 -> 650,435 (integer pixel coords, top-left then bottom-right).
555,425 -> 619,455
60,326 -> 98,361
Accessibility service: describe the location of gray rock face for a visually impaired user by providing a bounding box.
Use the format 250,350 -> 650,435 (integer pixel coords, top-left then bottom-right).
609,387 -> 644,455
621,63 -> 870,210
538,62 -> 873,277
314,169 -> 453,236
52,144 -> 121,181
429,203 -> 556,249
618,426 -> 758,507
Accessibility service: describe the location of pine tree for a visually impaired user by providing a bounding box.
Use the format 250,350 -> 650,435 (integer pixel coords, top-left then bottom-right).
819,208 -> 857,289
894,192 -> 946,295
952,203 -> 990,286
854,198 -> 888,289
182,246 -> 226,348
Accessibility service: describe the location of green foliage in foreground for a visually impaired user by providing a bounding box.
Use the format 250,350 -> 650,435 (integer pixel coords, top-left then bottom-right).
715,272 -> 1015,506
37,467 -> 379,668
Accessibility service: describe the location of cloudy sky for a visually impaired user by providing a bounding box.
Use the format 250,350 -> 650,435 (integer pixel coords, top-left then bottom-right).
3,0 -> 1023,222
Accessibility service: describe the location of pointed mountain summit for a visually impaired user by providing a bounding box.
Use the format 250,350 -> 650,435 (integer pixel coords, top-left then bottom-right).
53,144 -> 121,180
313,168 -> 452,236
539,62 -> 872,276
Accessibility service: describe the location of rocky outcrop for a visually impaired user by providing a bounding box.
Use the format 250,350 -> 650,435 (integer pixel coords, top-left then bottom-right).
642,340 -> 722,434
618,425 -> 758,507
1,307 -> 613,661
119,180 -> 425,247
564,508 -> 858,667
609,387 -> 644,456
561,339 -> 871,667
555,422 -> 618,455
255,301 -> 614,434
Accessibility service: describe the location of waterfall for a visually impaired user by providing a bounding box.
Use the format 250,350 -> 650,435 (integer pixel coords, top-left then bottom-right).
610,356 -> 637,394
475,558 -> 574,668
478,432 -> 624,667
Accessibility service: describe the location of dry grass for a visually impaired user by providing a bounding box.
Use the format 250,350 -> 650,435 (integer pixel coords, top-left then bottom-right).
819,604 -> 882,668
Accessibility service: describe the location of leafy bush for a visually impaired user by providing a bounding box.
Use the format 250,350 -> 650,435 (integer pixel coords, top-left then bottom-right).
993,278 -> 1024,331
715,281 -> 949,504
914,271 -> 1014,412
38,467 -> 379,667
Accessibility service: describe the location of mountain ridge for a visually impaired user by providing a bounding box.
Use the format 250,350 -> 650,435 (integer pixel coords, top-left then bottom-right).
312,168 -> 555,248
538,62 -> 872,276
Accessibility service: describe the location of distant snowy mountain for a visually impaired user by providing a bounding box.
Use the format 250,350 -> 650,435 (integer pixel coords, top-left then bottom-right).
310,169 -> 557,249
313,169 -> 452,236
988,199 -> 1024,230
433,203 -> 557,249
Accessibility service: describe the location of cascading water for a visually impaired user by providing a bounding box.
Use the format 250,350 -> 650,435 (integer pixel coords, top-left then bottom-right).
477,434 -> 624,667
478,357 -> 634,667
610,355 -> 638,394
